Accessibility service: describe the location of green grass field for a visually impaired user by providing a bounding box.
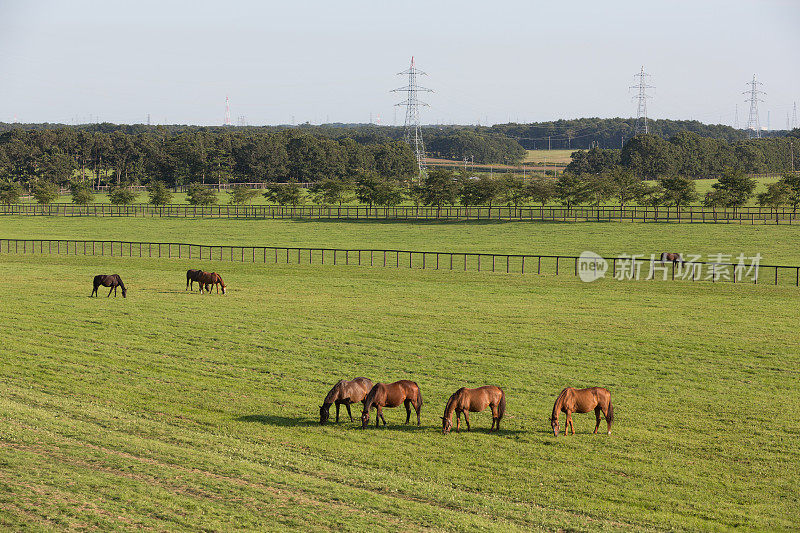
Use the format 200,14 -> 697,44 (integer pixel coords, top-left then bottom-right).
1,218 -> 799,530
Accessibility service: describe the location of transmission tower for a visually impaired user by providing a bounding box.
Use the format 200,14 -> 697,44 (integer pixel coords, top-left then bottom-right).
224,96 -> 231,126
734,104 -> 739,129
743,75 -> 765,139
630,66 -> 654,135
793,102 -> 797,129
392,57 -> 433,180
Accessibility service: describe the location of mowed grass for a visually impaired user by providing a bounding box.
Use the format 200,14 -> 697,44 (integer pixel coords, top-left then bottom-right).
3,215 -> 800,264
524,149 -> 574,165
0,252 -> 798,531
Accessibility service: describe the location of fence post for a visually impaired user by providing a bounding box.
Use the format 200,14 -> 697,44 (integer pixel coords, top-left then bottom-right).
556,256 -> 559,275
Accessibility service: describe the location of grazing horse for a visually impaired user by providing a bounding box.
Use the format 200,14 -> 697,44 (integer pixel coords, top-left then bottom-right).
660,252 -> 683,264
198,271 -> 226,294
551,387 -> 613,436
186,269 -> 203,291
441,386 -> 506,434
319,377 -> 374,424
361,380 -> 422,429
91,274 -> 126,298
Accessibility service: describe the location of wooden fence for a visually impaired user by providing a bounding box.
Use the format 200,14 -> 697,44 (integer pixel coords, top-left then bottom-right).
1,203 -> 799,224
1,238 -> 797,287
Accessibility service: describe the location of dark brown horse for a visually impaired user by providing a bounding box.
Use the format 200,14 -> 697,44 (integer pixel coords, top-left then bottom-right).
361,380 -> 422,429
186,269 -> 203,291
198,271 -> 226,294
91,274 -> 126,298
319,377 -> 374,424
551,387 -> 613,436
441,386 -> 506,434
660,252 -> 683,263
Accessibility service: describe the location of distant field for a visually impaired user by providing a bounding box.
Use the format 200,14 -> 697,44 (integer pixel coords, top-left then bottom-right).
3,215 -> 800,264
523,149 -> 574,165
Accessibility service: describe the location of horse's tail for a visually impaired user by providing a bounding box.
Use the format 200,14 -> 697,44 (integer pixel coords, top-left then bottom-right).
606,400 -> 614,423
498,388 -> 506,422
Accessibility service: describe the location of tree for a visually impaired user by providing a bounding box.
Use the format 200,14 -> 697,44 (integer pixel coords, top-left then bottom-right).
641,183 -> 665,218
526,177 -> 555,206
32,181 -> 59,205
109,187 -> 138,205
187,183 -> 218,205
659,175 -> 697,210
606,166 -> 646,208
620,134 -> 677,178
419,168 -> 459,217
71,182 -> 94,205
709,168 -> 756,209
582,173 -> 614,206
147,181 -> 173,205
458,176 -> 498,207
778,173 -> 800,213
264,180 -> 304,206
554,172 -> 589,209
309,178 -> 349,206
0,182 -> 23,205
757,181 -> 791,213
228,185 -> 259,205
497,176 -> 530,209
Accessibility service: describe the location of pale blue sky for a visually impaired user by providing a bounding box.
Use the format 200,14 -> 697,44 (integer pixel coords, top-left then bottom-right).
1,0 -> 798,127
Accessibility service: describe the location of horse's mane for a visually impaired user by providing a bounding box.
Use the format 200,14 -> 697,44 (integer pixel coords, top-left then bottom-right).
551,387 -> 570,421
362,383 -> 382,411
323,380 -> 346,404
443,391 -> 459,418
115,274 -> 125,289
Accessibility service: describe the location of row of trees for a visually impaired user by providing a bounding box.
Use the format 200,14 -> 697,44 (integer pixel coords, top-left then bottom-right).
567,131 -> 800,178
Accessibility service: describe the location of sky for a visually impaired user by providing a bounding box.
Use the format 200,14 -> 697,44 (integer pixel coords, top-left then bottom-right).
0,0 -> 798,127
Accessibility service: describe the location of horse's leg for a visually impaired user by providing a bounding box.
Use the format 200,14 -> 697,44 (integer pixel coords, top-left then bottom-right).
335,402 -> 340,423
566,413 -> 573,435
346,402 -> 353,422
594,406 -> 601,434
404,399 -> 411,424
463,410 -> 471,431
107,286 -> 113,297
491,404 -> 499,431
455,411 -> 461,433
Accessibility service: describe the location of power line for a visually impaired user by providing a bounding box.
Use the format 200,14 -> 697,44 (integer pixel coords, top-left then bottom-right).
392,57 -> 433,181
630,66 -> 654,135
743,75 -> 765,139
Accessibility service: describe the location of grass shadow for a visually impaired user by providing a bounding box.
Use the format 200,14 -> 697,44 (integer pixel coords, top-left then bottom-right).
237,414 -> 315,427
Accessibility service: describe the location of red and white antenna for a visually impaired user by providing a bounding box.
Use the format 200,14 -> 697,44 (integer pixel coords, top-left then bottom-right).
224,96 -> 231,126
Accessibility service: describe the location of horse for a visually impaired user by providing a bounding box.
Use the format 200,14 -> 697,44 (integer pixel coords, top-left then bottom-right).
441,386 -> 505,434
91,274 -> 126,298
361,380 -> 422,429
198,271 -> 226,294
186,269 -> 203,291
551,387 -> 613,436
660,252 -> 683,264
319,377 -> 374,424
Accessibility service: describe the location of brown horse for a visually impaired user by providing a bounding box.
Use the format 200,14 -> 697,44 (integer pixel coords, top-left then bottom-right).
319,377 -> 374,424
186,269 -> 203,291
660,252 -> 684,263
551,387 -> 613,436
441,386 -> 506,434
198,271 -> 226,294
361,380 -> 422,429
91,274 -> 126,298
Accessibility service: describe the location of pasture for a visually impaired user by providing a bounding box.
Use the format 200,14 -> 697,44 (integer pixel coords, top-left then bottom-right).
1,218 -> 799,530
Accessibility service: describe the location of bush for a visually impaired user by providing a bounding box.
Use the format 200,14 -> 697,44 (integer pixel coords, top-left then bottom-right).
187,183 -> 218,205
71,183 -> 94,205
32,182 -> 59,205
0,182 -> 23,205
228,185 -> 260,205
109,187 -> 138,205
147,182 -> 173,205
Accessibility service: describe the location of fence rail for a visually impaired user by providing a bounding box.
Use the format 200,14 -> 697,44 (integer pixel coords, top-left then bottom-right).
1,203 -> 799,224
2,238 -> 797,287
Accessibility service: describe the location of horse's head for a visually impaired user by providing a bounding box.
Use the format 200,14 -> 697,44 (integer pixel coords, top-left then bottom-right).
441,416 -> 452,435
551,417 -> 559,437
319,405 -> 329,425
121,287 -> 127,298
360,410 -> 370,429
